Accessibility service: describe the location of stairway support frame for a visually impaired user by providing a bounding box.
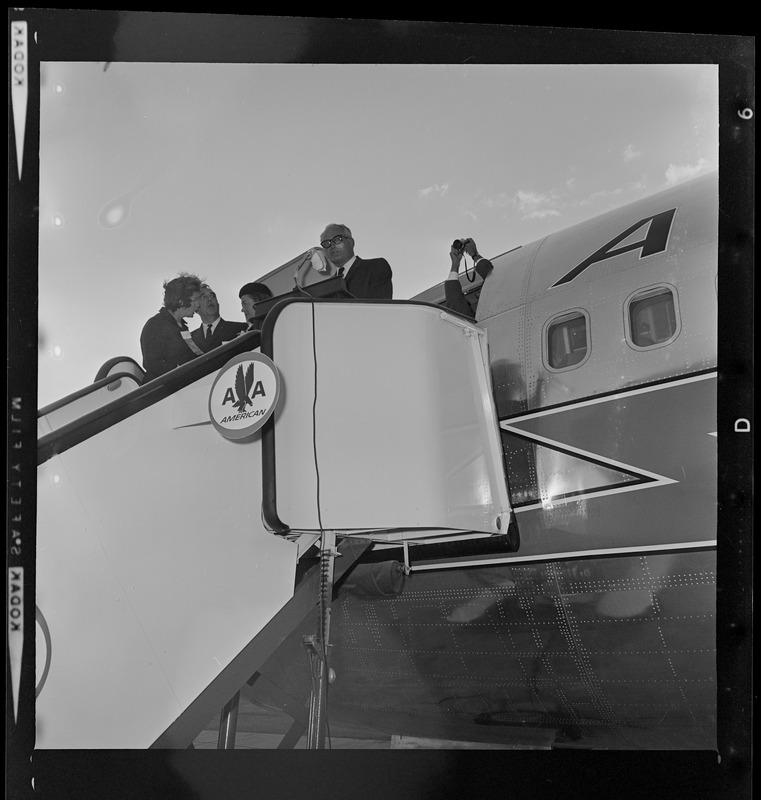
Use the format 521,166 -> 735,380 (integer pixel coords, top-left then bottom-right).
152,536 -> 371,749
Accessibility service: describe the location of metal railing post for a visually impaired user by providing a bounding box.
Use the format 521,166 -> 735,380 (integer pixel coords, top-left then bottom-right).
217,690 -> 240,749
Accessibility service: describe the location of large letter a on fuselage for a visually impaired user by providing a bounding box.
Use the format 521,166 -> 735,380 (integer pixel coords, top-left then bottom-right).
551,207 -> 677,288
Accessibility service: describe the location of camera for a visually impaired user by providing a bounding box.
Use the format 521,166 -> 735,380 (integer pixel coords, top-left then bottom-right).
452,238 -> 469,252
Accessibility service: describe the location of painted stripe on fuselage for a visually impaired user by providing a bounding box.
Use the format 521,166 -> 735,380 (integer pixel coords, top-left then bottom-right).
501,371 -> 716,423
500,371 -> 716,511
408,539 -> 717,571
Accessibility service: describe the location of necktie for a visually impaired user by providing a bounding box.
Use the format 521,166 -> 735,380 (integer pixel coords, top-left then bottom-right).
205,324 -> 212,340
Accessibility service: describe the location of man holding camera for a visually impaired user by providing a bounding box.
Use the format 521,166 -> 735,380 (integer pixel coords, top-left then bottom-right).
444,238 -> 494,319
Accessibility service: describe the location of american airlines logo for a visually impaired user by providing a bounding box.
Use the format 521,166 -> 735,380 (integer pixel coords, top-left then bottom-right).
208,352 -> 281,439
227,362 -> 266,414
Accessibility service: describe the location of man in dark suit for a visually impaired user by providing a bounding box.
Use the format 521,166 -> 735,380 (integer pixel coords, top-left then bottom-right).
319,223 -> 393,299
444,238 -> 494,320
191,283 -> 248,352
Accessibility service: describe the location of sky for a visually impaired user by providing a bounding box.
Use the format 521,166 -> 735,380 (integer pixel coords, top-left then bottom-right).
37,59 -> 718,407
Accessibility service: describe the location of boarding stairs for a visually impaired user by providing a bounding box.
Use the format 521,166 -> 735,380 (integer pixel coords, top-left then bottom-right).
35,288 -> 515,748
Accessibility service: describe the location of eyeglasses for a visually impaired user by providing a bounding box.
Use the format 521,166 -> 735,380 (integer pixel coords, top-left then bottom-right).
320,234 -> 350,249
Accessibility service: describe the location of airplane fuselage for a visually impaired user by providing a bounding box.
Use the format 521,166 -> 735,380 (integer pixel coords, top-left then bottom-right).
480,171 -> 717,563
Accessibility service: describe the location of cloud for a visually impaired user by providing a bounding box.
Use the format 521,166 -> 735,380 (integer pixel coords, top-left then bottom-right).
579,186 -> 624,207
623,144 -> 642,162
480,192 -> 511,209
417,183 -> 449,198
512,189 -> 561,220
664,159 -> 711,186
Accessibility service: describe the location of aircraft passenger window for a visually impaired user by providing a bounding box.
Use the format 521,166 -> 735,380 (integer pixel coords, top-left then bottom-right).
628,288 -> 677,347
546,312 -> 588,369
